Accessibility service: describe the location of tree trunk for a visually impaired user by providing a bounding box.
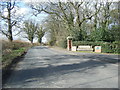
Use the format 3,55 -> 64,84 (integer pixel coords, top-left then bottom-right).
8,7 -> 13,42
38,38 -> 42,44
30,39 -> 33,44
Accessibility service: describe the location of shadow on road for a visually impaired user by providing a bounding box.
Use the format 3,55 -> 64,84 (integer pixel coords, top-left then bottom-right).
5,57 -> 108,84
3,53 -> 119,87
86,54 -> 119,64
42,54 -> 119,64
31,46 -> 48,49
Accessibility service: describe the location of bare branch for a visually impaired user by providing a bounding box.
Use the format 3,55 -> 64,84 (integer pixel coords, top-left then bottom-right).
14,30 -> 22,36
1,15 -> 8,20
1,30 -> 9,37
12,21 -> 17,26
10,1 -> 15,10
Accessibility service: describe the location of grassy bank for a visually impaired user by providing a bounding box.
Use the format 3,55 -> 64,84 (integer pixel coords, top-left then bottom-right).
2,47 -> 29,68
2,40 -> 32,68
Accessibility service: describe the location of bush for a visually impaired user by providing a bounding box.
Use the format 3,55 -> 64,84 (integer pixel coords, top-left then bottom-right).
48,40 -> 56,46
112,41 -> 120,53
73,41 -> 120,54
101,43 -> 113,53
56,39 -> 67,49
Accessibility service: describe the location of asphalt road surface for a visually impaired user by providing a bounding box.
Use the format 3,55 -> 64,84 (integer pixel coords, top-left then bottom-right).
3,46 -> 118,88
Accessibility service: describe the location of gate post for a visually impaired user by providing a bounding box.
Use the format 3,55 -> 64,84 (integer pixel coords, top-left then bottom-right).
67,36 -> 73,51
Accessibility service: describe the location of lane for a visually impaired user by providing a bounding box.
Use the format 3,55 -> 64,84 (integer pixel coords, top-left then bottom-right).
3,46 -> 118,88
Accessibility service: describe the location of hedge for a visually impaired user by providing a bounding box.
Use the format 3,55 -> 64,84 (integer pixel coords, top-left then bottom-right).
72,41 -> 120,54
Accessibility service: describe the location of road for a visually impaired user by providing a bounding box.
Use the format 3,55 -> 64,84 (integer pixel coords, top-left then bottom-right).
3,46 -> 118,88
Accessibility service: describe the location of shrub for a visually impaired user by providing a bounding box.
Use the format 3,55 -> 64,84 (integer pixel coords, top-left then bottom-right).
56,39 -> 67,49
48,40 -> 56,46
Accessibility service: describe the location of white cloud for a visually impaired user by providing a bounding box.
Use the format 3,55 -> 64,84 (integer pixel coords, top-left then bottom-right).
15,7 -> 29,15
2,7 -> 29,17
3,8 -> 8,17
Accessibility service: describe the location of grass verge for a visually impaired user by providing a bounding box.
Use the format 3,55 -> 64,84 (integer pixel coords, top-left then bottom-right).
2,47 -> 30,69
76,50 -> 120,55
2,47 -> 31,84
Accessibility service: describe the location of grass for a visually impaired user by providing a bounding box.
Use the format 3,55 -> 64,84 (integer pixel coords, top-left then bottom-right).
76,50 -> 94,53
1,40 -> 41,68
2,48 -> 25,62
2,47 -> 29,68
76,50 -> 120,55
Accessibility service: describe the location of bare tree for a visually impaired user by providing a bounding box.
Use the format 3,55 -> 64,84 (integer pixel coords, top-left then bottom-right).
23,20 -> 38,43
36,26 -> 45,44
99,2 -> 112,30
30,2 -> 74,32
30,1 -> 115,43
0,0 -> 24,42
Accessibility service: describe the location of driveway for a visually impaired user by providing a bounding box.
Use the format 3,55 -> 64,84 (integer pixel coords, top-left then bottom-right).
3,46 -> 118,88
